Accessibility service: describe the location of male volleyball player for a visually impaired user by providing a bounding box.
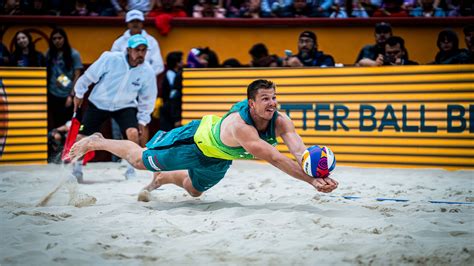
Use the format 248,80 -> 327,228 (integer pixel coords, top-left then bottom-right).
69,79 -> 338,200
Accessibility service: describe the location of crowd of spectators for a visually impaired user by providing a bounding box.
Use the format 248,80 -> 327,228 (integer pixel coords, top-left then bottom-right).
1,0 -> 472,17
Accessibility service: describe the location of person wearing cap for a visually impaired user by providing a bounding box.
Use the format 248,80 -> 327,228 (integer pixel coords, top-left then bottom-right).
70,34 -> 157,182
283,30 -> 335,67
355,22 -> 393,67
111,9 -> 164,76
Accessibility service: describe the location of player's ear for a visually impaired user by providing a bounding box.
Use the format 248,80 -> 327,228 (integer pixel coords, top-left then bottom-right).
248,98 -> 255,109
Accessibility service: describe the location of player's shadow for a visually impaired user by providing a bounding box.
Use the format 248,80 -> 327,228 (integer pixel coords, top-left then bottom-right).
144,200 -> 330,215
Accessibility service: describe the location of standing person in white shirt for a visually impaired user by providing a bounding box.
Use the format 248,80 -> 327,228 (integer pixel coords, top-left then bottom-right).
71,34 -> 157,182
111,9 -> 164,150
111,9 -> 164,75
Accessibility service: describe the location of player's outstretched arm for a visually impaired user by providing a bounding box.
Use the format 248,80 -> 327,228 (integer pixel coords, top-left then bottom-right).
233,122 -> 337,192
276,113 -> 339,193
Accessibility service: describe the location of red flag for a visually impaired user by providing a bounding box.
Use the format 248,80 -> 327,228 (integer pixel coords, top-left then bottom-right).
61,112 -> 95,164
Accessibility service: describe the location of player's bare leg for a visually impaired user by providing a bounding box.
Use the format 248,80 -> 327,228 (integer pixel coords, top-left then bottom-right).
69,132 -> 146,170
137,170 -> 202,202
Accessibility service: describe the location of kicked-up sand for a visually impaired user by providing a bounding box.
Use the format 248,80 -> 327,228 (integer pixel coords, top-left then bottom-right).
0,161 -> 473,265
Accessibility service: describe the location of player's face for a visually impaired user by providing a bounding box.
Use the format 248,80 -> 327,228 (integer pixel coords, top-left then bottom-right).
251,88 -> 277,120
128,45 -> 147,66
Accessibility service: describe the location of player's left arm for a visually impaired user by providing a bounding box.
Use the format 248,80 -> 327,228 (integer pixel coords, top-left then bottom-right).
275,112 -> 339,192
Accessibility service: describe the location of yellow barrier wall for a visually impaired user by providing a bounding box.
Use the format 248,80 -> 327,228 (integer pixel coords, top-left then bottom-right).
1,17 -> 471,66
182,65 -> 474,170
0,67 -> 47,165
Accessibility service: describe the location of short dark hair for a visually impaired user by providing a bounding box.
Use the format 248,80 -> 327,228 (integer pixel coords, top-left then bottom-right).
247,79 -> 275,100
249,43 -> 269,59
385,36 -> 405,50
375,22 -> 392,34
166,51 -> 183,69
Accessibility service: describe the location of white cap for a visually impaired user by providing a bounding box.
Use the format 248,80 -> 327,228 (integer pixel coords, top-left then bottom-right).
125,10 -> 145,23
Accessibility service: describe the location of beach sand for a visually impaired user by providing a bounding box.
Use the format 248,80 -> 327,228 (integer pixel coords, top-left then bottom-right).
0,161 -> 473,265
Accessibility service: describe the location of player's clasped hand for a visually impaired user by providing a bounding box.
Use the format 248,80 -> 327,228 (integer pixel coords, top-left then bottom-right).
312,176 -> 339,193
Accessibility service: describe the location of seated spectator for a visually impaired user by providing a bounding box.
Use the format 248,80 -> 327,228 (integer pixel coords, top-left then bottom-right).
187,47 -> 210,67
10,30 -> 45,67
87,0 -> 117,16
432,29 -> 470,64
193,0 -> 226,18
225,0 -> 246,17
292,0 -> 312,17
383,36 -> 418,65
46,28 -> 83,131
3,0 -> 22,15
239,0 -> 261,18
0,42 -> 11,66
329,0 -> 370,17
69,0 -> 90,16
462,25 -> 474,63
111,0 -> 154,16
410,0 -> 445,16
149,0 -> 187,35
356,22 -> 393,66
260,0 -> 293,17
186,47 -> 220,68
359,0 -> 383,16
21,0 -> 49,15
160,51 -> 184,131
372,0 -> 409,16
222,58 -> 243,67
249,43 -> 280,67
48,0 -> 69,15
310,0 -> 334,17
284,30 -> 335,67
445,0 -> 461,16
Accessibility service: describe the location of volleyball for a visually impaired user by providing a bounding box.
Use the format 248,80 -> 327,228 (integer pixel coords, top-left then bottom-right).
301,145 -> 336,178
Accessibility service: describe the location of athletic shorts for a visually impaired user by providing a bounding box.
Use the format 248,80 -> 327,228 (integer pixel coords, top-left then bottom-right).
142,120 -> 232,192
79,103 -> 138,136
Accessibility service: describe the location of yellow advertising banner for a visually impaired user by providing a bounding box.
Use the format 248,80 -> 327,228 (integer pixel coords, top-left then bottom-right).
182,65 -> 474,170
0,67 -> 47,165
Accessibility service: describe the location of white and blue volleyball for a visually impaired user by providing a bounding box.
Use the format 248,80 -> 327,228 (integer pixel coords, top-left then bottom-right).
301,145 -> 336,178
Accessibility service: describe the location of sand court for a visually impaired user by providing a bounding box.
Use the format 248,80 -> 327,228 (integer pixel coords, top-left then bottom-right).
0,161 -> 473,265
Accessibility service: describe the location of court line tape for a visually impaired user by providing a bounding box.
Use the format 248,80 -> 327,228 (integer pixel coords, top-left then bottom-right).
328,195 -> 474,205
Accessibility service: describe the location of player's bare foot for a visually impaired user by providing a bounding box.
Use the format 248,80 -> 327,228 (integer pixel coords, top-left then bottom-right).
137,172 -> 162,202
137,190 -> 151,202
69,133 -> 104,162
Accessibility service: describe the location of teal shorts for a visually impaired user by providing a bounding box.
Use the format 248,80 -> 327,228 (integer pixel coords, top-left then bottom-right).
142,121 -> 232,192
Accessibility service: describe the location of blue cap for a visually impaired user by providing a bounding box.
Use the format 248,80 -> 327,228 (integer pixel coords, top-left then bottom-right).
128,34 -> 148,49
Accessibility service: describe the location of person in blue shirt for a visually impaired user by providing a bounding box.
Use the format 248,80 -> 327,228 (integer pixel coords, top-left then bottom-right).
71,34 -> 157,182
